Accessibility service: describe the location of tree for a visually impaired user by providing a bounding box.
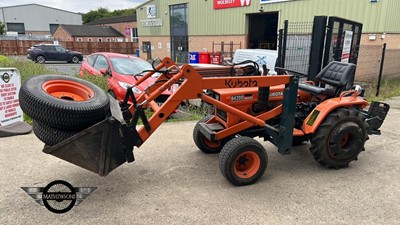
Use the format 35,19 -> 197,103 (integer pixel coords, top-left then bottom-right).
82,8 -> 136,24
0,21 -> 5,35
82,7 -> 111,24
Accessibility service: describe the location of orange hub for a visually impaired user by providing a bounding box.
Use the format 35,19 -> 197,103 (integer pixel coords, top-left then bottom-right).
234,151 -> 261,179
42,80 -> 94,101
203,137 -> 220,148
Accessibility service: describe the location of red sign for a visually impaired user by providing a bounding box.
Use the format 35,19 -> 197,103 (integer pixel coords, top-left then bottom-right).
214,0 -> 251,9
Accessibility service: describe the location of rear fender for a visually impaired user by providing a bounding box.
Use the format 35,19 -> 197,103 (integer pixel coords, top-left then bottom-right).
302,96 -> 368,134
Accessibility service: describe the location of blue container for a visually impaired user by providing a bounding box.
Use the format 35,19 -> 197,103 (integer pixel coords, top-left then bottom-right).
189,52 -> 199,63
136,49 -> 140,57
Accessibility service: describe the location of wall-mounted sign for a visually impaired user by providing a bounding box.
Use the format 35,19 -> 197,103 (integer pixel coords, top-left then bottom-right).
260,0 -> 294,4
147,5 -> 156,18
0,68 -> 23,126
214,0 -> 251,10
124,28 -> 131,35
141,19 -> 163,27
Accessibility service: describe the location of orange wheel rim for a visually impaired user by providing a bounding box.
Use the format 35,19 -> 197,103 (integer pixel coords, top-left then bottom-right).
340,133 -> 350,148
234,151 -> 260,179
203,137 -> 220,148
42,80 -> 94,101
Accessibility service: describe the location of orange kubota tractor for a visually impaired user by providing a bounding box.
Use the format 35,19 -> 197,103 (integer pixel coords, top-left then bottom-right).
19,57 -> 389,186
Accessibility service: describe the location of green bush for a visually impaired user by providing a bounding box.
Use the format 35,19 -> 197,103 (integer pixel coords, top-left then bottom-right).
0,55 -> 55,82
0,55 -> 55,124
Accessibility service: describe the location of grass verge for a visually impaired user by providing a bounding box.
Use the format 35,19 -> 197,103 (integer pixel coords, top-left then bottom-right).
362,77 -> 400,102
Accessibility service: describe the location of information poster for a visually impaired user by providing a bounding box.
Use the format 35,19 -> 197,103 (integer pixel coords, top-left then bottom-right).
0,68 -> 23,126
341,31 -> 353,63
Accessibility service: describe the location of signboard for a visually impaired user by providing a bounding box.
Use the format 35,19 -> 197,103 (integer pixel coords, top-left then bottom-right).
214,0 -> 251,10
341,31 -> 353,63
260,0 -> 294,4
124,28 -> 131,35
233,49 -> 278,75
147,5 -> 156,18
0,68 -> 23,126
141,19 -> 163,27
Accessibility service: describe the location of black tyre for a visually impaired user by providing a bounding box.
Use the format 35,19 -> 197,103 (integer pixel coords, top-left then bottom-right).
219,136 -> 268,186
19,75 -> 110,130
71,56 -> 80,64
193,115 -> 222,154
309,108 -> 368,168
35,55 -> 46,64
33,121 -> 78,146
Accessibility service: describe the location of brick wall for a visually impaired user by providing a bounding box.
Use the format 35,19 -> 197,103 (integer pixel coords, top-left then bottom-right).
52,27 -> 74,41
96,21 -> 137,42
360,33 -> 400,49
356,44 -> 400,82
137,36 -> 170,60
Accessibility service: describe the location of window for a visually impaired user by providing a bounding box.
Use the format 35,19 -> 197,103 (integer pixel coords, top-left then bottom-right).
132,28 -> 139,43
88,38 -> 93,42
55,46 -> 67,52
42,46 -> 56,51
98,38 -> 102,42
106,38 -> 111,42
93,55 -> 109,71
87,55 -> 98,66
77,38 -> 83,42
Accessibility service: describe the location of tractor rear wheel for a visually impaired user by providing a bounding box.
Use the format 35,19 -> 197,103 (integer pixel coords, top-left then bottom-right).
309,108 -> 368,168
219,136 -> 268,186
19,75 -> 110,130
193,115 -> 222,154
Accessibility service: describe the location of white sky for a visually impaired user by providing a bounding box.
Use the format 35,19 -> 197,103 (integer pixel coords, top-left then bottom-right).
0,0 -> 147,13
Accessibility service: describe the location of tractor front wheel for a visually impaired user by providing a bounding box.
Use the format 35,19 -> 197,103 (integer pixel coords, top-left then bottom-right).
309,108 -> 368,168
219,136 -> 268,186
193,115 -> 222,154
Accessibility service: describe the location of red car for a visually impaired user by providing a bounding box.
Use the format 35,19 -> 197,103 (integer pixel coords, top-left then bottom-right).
79,52 -> 175,105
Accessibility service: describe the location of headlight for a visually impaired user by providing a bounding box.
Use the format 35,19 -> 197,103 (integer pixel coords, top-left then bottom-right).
118,81 -> 142,94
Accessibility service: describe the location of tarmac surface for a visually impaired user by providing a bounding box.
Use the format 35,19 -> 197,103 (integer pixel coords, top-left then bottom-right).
1,98 -> 399,224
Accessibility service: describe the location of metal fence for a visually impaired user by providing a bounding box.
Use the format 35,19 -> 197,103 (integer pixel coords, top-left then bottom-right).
0,40 -> 139,55
282,21 -> 314,75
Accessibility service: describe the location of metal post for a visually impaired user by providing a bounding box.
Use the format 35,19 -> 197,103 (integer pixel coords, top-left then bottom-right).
282,20 -> 289,68
376,43 -> 387,97
277,29 -> 283,67
308,16 -> 327,82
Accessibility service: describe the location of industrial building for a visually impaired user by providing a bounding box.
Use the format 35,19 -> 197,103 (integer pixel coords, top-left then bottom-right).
0,4 -> 82,36
135,0 -> 400,64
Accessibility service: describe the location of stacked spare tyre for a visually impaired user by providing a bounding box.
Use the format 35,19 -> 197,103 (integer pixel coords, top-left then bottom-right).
19,75 -> 110,146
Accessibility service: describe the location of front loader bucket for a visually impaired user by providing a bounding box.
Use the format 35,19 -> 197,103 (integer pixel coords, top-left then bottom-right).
42,97 -> 135,176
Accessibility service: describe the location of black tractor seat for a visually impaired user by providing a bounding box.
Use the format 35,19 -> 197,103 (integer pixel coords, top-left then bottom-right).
299,61 -> 356,97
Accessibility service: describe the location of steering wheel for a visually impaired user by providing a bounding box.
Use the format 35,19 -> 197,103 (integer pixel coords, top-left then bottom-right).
275,67 -> 307,78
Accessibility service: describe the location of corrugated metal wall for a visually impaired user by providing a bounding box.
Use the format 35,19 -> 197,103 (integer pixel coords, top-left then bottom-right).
0,4 -> 82,32
137,0 -> 400,36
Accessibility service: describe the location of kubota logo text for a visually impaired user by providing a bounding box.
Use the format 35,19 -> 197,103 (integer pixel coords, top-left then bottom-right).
225,78 -> 258,88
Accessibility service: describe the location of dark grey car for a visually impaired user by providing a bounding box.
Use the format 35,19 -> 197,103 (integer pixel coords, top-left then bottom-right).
27,44 -> 83,64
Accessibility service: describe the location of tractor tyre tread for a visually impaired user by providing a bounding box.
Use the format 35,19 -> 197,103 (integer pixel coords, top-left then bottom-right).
309,108 -> 368,169
19,75 -> 110,130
